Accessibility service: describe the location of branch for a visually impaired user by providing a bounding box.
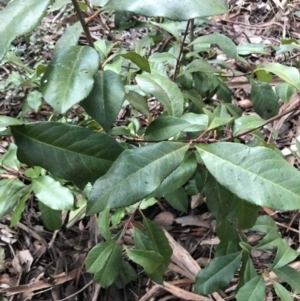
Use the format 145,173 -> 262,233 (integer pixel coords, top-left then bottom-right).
71,0 -> 94,48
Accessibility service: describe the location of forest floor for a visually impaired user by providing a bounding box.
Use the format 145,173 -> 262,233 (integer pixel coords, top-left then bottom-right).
1,0 -> 300,300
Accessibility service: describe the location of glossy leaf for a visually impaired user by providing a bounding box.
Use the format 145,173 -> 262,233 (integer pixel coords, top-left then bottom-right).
195,252 -> 242,295
86,241 -> 122,287
250,79 -> 279,119
181,113 -> 208,132
114,260 -> 137,289
39,202 -> 62,231
105,0 -> 228,20
136,74 -> 184,117
145,116 -> 190,141
251,215 -> 281,250
0,116 -> 23,127
0,0 -> 50,61
11,191 -> 31,227
126,249 -> 164,274
189,33 -> 237,58
121,52 -> 150,73
142,216 -> 172,284
197,142 -> 300,210
233,115 -> 265,135
272,281 -> 293,301
147,151 -> 196,197
165,187 -> 189,212
125,90 -> 150,116
11,122 -> 124,188
275,83 -> 295,103
236,276 -> 266,301
237,43 -> 269,55
87,142 -> 188,213
182,59 -> 220,75
0,179 -> 28,216
238,254 -> 258,289
273,266 -> 300,294
54,22 -> 83,54
216,219 -> 240,256
81,70 -> 125,132
207,116 -> 234,131
150,21 -> 180,41
205,173 -> 259,229
260,63 -> 300,91
272,239 -> 299,269
98,208 -> 111,241
41,46 -> 99,113
32,176 -> 73,210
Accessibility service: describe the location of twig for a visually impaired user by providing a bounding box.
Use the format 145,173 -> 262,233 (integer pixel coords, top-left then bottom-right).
173,19 -> 191,81
220,103 -> 300,142
71,0 -> 94,48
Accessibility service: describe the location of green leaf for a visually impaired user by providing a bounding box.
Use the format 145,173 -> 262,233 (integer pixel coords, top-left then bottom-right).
87,142 -> 188,213
98,208 -> 111,241
145,116 -> 190,141
32,176 -> 73,210
0,0 -> 50,61
250,79 -> 279,119
195,252 -> 242,295
150,21 -> 180,41
182,59 -> 220,75
165,187 -> 188,212
259,63 -> 300,91
205,173 -> 259,229
0,116 -> 23,127
86,241 -> 122,287
11,122 -> 124,188
0,179 -> 28,216
26,91 -> 42,112
251,215 -> 281,250
49,0 -> 71,11
126,249 -> 164,274
41,46 -> 99,113
81,70 -> 125,132
207,116 -> 234,131
151,151 -> 197,197
215,219 -> 240,256
134,228 -> 156,250
189,33 -> 237,58
233,115 -> 265,136
125,90 -> 150,116
0,144 -> 22,171
272,281 -> 293,301
275,83 -> 295,103
236,276 -> 266,301
136,74 -> 184,117
143,217 -> 172,263
105,0 -> 228,20
10,190 -> 31,227
238,254 -> 258,289
54,21 -> 83,54
273,266 -> 300,294
114,260 -> 137,289
197,142 -> 300,210
39,202 -> 62,231
121,52 -> 150,73
180,113 -> 208,132
272,239 -> 299,269
237,43 -> 269,55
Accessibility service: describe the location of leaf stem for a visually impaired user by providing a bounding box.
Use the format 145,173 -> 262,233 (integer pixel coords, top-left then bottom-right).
71,0 -> 94,48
